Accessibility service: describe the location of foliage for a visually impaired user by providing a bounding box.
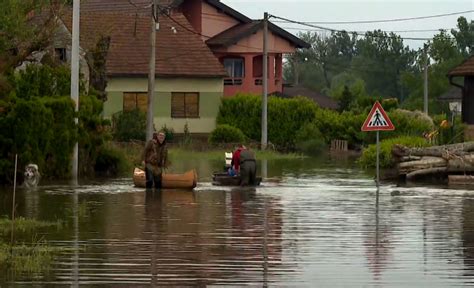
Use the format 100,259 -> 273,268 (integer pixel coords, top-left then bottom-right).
0,217 -> 63,276
0,96 -> 77,182
283,17 -> 473,115
112,109 -> 146,142
160,125 -> 174,142
11,64 -> 71,99
0,64 -> 114,182
209,124 -> 246,145
94,144 -> 128,176
432,114 -> 465,145
181,122 -> 192,147
217,94 -> 318,150
358,136 -> 430,168
294,122 -> 326,156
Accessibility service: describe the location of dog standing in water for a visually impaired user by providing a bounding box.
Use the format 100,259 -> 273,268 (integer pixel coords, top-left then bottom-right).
24,164 -> 40,188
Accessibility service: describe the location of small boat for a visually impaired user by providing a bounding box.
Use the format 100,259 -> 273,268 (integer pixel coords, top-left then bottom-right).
212,172 -> 262,186
133,168 -> 197,189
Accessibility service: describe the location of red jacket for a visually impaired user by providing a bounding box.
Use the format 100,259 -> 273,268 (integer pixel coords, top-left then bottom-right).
231,148 -> 244,171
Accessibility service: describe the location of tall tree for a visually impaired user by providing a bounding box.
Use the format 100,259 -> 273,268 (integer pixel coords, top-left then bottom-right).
352,30 -> 416,100
451,16 -> 474,56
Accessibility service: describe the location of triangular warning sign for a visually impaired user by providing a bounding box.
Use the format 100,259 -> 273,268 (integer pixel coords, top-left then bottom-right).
361,101 -> 395,131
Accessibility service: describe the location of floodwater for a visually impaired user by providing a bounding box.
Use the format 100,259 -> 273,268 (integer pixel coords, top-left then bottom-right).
2,155 -> 474,287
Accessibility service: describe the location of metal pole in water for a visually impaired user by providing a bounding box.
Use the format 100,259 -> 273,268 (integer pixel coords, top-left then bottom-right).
10,154 -> 18,250
376,131 -> 380,187
71,0 -> 80,182
263,198 -> 268,287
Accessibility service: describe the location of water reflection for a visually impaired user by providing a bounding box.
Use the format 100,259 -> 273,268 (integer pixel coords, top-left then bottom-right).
4,158 -> 474,286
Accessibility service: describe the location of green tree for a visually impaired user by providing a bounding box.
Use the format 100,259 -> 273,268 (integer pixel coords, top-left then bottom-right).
451,17 -> 474,56
352,30 -> 416,100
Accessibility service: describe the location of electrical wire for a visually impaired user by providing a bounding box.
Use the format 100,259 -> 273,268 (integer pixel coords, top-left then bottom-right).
270,14 -> 434,41
271,10 -> 473,25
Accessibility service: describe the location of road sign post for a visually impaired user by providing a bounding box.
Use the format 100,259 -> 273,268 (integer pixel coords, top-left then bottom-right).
361,101 -> 395,187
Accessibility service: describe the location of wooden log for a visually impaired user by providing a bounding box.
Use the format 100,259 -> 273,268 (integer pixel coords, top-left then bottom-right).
393,142 -> 474,159
406,167 -> 447,180
400,156 -> 422,162
448,175 -> 474,185
398,156 -> 447,174
447,154 -> 474,172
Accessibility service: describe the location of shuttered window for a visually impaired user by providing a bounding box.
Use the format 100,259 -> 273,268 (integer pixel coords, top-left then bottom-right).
171,92 -> 199,118
123,92 -> 147,112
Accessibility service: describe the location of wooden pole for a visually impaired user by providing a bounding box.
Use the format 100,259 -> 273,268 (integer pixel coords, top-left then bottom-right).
10,154 -> 18,249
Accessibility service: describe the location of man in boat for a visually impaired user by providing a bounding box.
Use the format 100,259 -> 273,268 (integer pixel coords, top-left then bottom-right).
239,147 -> 257,186
142,131 -> 169,189
231,144 -> 245,173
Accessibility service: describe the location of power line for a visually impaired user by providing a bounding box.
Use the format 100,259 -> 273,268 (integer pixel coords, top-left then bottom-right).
269,14 -> 434,41
272,10 -> 473,25
281,27 -> 455,34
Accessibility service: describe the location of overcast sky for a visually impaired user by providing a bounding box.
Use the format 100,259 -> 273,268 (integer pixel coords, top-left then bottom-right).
222,0 -> 473,49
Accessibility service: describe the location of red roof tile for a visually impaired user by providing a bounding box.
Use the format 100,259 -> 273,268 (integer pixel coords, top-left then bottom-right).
449,55 -> 474,77
62,9 -> 227,77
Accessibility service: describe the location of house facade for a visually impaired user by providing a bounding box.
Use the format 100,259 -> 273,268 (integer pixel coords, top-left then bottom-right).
62,0 -> 308,133
179,0 -> 310,97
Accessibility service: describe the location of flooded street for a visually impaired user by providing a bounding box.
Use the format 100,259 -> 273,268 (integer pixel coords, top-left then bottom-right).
2,156 -> 474,286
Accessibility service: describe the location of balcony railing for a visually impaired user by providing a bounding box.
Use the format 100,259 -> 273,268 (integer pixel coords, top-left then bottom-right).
224,78 -> 243,86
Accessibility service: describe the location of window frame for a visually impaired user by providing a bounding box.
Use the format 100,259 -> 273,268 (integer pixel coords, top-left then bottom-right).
171,92 -> 200,119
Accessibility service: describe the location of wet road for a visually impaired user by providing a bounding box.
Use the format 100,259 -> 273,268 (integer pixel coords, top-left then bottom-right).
2,157 -> 474,287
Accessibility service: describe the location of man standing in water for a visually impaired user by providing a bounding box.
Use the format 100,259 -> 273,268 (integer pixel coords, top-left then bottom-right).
142,131 -> 169,189
239,147 -> 257,186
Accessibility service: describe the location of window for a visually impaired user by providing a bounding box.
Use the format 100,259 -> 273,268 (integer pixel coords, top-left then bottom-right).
223,58 -> 244,78
55,48 -> 67,62
123,92 -> 148,112
171,92 -> 199,118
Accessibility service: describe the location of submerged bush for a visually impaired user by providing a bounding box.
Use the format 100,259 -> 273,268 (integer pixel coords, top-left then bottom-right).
209,124 -> 246,144
295,122 -> 326,156
94,145 -> 128,176
358,136 -> 429,168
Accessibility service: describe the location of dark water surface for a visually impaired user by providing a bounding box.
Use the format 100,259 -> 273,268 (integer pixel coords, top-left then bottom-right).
2,156 -> 474,287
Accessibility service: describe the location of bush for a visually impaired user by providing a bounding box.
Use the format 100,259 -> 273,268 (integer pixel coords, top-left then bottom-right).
94,145 -> 128,176
358,136 -> 429,169
295,122 -> 326,155
209,124 -> 246,144
160,125 -> 174,142
217,94 -> 318,149
112,109 -> 146,142
0,97 -> 77,182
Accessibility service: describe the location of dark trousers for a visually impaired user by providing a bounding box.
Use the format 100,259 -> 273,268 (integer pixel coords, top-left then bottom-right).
145,166 -> 162,189
240,160 -> 256,186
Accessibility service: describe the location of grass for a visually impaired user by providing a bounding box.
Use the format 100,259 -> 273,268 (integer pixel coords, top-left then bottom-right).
0,242 -> 60,275
0,217 -> 65,277
110,141 -> 304,172
0,217 -> 62,236
168,147 -> 304,161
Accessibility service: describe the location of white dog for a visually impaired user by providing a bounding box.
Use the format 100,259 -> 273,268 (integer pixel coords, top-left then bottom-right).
24,164 -> 40,188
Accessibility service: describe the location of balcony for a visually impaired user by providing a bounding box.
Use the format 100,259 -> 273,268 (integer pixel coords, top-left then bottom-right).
224,78 -> 243,86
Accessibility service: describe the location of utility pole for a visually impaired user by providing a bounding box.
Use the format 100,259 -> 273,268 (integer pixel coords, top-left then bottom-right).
146,0 -> 158,141
423,44 -> 429,115
71,0 -> 80,182
261,12 -> 268,150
